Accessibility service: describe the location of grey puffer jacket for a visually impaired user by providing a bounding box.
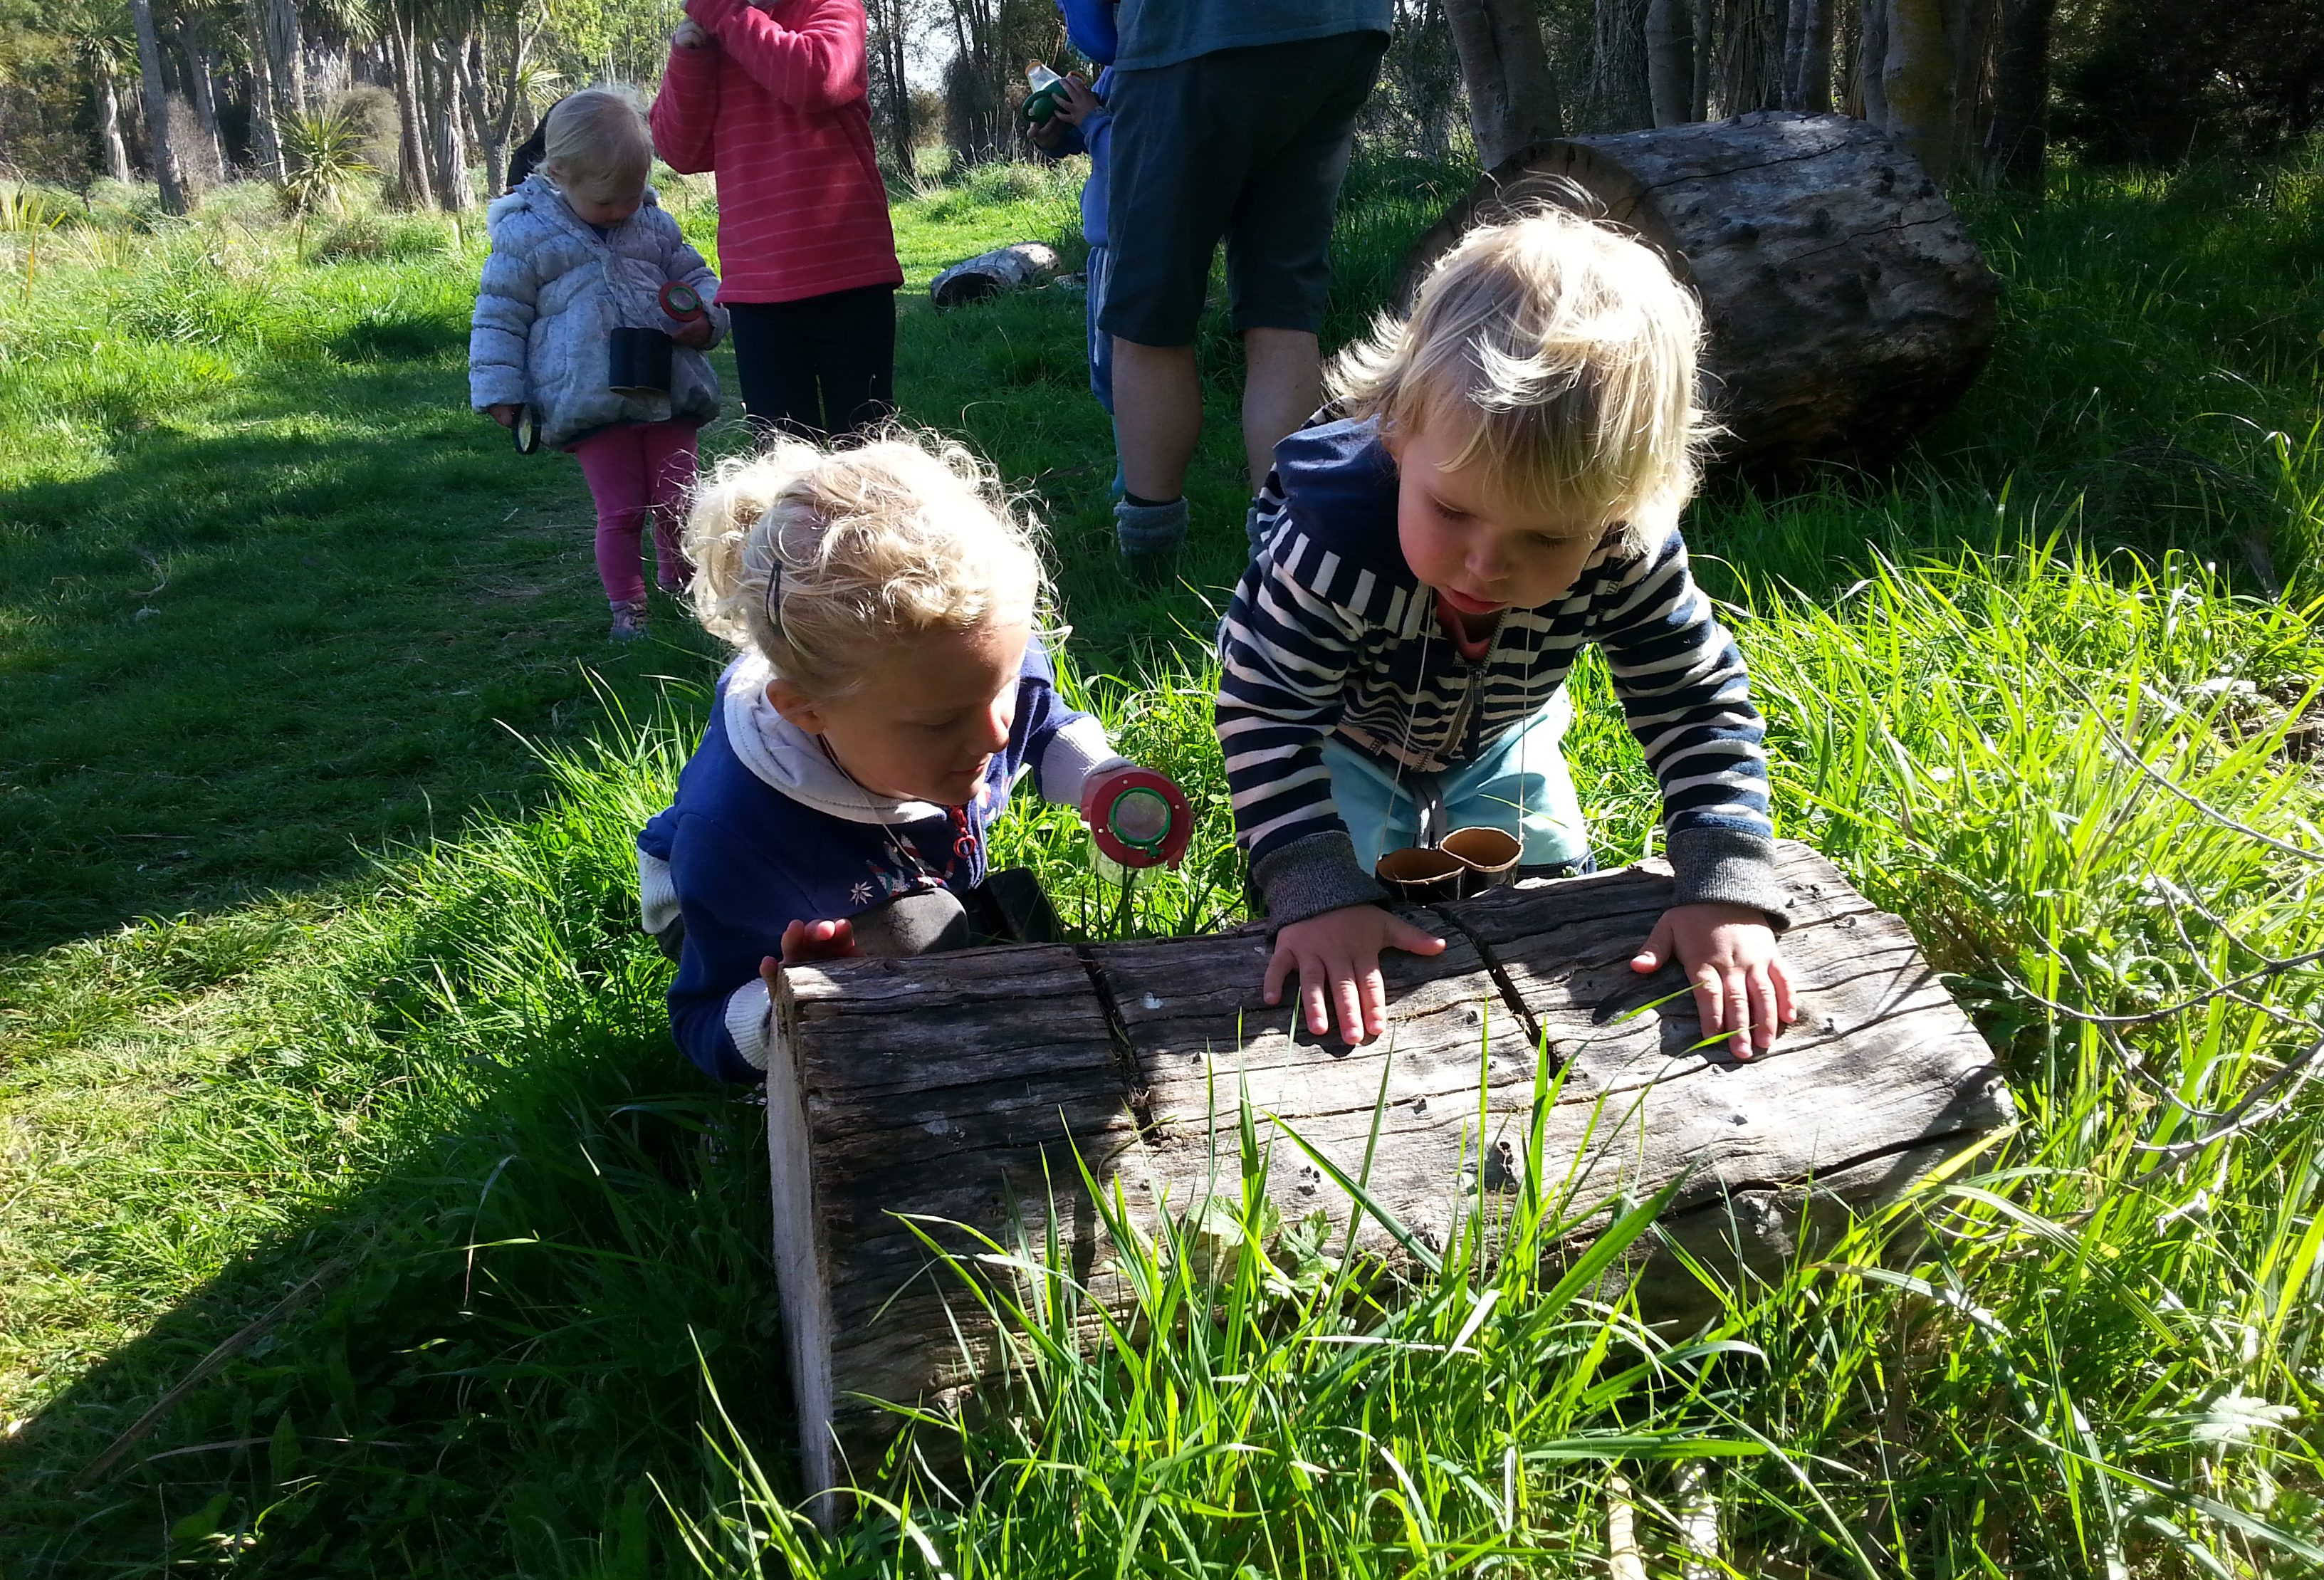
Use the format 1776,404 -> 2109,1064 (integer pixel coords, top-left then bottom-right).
469,175 -> 729,450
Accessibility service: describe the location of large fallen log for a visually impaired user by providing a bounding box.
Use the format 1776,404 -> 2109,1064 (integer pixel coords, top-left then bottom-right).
768,841 -> 2012,1505
1398,111 -> 2003,475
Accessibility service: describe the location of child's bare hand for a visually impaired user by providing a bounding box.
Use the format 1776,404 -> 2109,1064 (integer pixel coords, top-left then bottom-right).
671,316 -> 714,347
777,918 -> 858,964
1054,73 -> 1101,127
1264,904 -> 1445,1045
1631,903 -> 1794,1060
486,402 -> 520,427
673,18 -> 711,47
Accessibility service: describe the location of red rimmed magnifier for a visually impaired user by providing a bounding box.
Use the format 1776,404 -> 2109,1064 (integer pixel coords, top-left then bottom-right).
1081,764 -> 1192,871
659,281 -> 707,323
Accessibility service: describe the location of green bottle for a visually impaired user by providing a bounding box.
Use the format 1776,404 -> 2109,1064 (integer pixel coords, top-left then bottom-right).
1024,62 -> 1068,126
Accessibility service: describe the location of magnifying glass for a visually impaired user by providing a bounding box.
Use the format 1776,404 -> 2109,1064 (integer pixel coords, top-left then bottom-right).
659,281 -> 707,323
1082,765 -> 1193,871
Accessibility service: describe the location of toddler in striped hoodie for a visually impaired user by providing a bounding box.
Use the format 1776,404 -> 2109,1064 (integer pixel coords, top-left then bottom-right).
1215,209 -> 1796,1057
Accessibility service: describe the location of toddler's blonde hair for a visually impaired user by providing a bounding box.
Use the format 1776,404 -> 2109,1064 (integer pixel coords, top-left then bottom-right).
541,88 -> 652,203
686,432 -> 1047,700
1330,206 -> 1712,548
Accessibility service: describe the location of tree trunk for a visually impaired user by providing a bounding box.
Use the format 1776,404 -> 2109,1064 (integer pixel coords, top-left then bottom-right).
182,38 -> 227,175
1690,0 -> 1715,120
1857,0 -> 1888,125
1981,0 -> 2053,189
1443,0 -> 1564,172
128,0 -> 187,212
1646,0 -> 1695,125
1401,111 -> 2000,474
1944,0 -> 1994,181
388,21 -> 434,207
867,0 -> 916,176
96,60 -> 134,184
239,0 -> 283,178
930,241 -> 1062,307
264,0 -> 305,115
461,35 -> 503,200
1584,0 -> 1655,132
1881,0 -> 1953,179
1784,0 -> 1833,111
427,40 -> 473,210
769,843 -> 2014,1513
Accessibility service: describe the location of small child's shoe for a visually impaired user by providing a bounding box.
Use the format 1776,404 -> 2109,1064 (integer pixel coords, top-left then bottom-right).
609,598 -> 649,640
1114,496 -> 1188,589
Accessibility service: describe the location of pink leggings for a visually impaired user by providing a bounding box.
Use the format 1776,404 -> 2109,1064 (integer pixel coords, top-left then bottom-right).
571,421 -> 698,607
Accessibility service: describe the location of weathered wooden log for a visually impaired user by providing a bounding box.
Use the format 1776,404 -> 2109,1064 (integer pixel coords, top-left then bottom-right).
768,841 -> 2012,1505
1398,111 -> 2003,475
929,241 -> 1062,309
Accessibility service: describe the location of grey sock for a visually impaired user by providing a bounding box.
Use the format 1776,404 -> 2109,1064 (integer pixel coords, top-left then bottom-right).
1114,496 -> 1188,583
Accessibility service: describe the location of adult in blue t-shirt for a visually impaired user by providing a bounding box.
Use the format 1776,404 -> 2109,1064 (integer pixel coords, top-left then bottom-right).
1099,1 -> 1391,584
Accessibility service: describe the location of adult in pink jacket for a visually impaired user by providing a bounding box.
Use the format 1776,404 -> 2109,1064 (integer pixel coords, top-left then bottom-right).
652,0 -> 904,442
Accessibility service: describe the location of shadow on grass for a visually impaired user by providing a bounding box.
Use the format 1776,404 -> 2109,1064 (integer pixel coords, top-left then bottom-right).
0,993 -> 789,1575
0,347 -> 733,958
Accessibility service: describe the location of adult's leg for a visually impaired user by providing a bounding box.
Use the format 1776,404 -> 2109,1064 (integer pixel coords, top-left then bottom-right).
1240,327 -> 1323,485
1110,342 -> 1203,503
1223,29 -> 1387,467
1101,57 -> 1249,508
572,426 -> 651,608
640,421 -> 699,592
726,299 -> 826,442
806,284 -> 897,441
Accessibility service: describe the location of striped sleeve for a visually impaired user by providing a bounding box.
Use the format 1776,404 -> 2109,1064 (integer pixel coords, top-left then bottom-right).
1214,550 -> 1390,925
1592,529 -> 1790,924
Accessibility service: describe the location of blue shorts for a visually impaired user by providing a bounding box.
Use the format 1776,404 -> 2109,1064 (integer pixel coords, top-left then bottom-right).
1321,694 -> 1591,874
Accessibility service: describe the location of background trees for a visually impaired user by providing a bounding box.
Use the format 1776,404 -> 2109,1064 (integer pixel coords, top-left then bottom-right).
0,0 -> 2315,199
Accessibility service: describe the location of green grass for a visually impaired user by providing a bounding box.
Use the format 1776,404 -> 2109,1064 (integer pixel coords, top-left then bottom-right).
3,149 -> 2323,1574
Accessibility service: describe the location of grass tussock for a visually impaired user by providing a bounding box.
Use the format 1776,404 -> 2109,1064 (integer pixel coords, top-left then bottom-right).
3,146 -> 2324,1574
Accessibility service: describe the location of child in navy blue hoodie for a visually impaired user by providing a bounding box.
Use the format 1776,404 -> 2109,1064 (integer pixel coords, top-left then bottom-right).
638,434 -> 1166,1082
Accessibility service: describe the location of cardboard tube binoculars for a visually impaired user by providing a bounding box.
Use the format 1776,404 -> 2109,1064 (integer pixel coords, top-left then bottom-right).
1373,827 -> 1523,903
1083,765 -> 1193,872
607,327 -> 675,398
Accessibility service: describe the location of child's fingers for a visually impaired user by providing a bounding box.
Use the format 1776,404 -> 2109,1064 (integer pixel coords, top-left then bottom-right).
1690,966 -> 1724,1043
1749,966 -> 1781,1052
1632,913 -> 1675,973
1334,968 -> 1366,1044
1771,953 -> 1798,1025
1723,969 -> 1752,1060
1361,963 -> 1388,1039
778,919 -> 810,963
1303,974 -> 1331,1038
1383,916 -> 1446,958
1262,941 -> 1293,1006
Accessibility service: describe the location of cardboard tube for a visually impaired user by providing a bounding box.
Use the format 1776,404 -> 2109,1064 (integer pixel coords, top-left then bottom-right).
1440,826 -> 1522,897
1375,845 -> 1466,903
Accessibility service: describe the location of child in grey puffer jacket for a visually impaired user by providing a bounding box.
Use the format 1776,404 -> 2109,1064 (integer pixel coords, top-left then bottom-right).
470,88 -> 730,639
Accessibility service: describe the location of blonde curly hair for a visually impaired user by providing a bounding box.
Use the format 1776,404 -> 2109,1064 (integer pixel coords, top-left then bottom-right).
685,431 -> 1047,700
1329,206 -> 1712,548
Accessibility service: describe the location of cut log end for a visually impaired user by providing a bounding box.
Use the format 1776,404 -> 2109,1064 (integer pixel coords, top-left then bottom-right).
1398,112 -> 2002,475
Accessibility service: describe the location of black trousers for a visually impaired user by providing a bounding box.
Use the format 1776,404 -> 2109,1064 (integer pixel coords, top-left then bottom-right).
726,284 -> 898,444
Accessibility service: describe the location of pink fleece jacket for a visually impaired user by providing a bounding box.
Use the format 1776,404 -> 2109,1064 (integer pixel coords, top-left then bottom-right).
649,0 -> 903,304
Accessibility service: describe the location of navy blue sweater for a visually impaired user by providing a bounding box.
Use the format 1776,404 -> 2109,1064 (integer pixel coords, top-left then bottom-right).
638,642 -> 1119,1082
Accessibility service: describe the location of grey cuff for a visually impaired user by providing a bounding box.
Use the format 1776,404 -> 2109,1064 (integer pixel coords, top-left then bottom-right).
1252,830 -> 1390,928
1665,827 -> 1792,931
